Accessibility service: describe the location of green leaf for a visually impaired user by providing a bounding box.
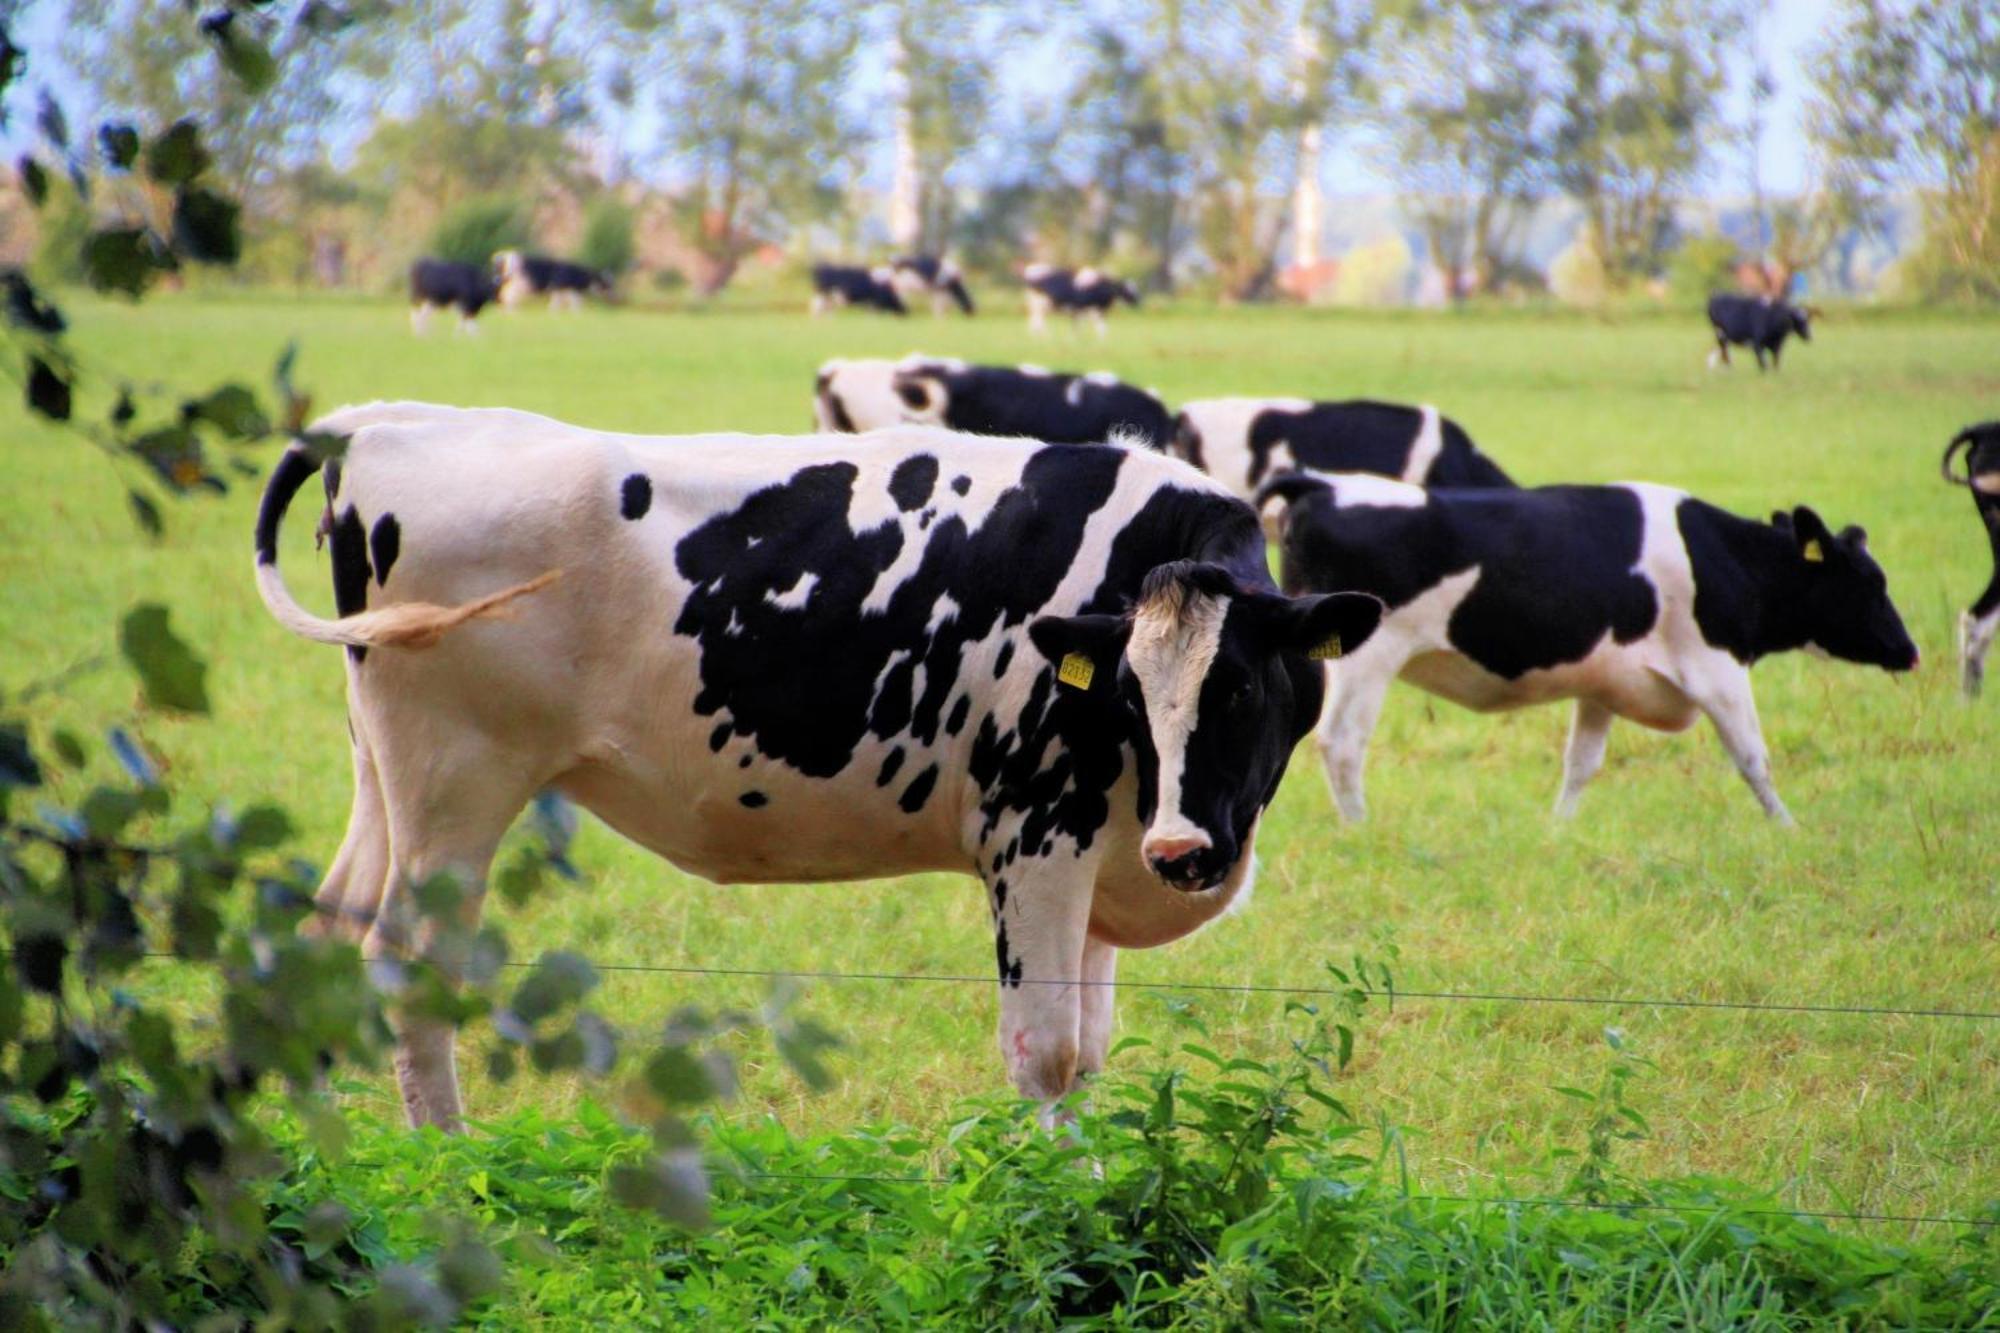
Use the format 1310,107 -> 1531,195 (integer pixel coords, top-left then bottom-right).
97,122 -> 139,169
171,187 -> 241,265
119,603 -> 211,715
207,21 -> 278,93
4,271 -> 65,334
146,121 -> 210,186
645,1046 -> 718,1107
15,154 -> 46,205
25,355 -> 72,421
129,424 -> 208,492
181,383 -> 269,439
127,488 -> 163,537
50,728 -> 85,768
233,804 -> 294,851
507,951 -> 596,1025
82,227 -> 172,298
79,787 -> 141,838
0,722 -> 42,788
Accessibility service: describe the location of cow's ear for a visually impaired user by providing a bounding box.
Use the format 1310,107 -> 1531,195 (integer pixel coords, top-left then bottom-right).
1270,591 -> 1383,662
1769,510 -> 1792,532
1028,614 -> 1128,695
1790,505 -> 1833,563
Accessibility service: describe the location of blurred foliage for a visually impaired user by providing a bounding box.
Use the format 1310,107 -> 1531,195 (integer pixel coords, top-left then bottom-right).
425,194 -> 533,269
1667,230 -> 1739,307
576,196 -> 635,276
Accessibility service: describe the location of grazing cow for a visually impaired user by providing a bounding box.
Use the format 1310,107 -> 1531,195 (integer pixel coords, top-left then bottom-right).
1707,293 -> 1812,371
1172,397 -> 1514,506
814,356 -> 1174,449
811,263 -> 907,316
1942,421 -> 2000,696
252,403 -> 1383,1129
494,250 -> 613,311
408,258 -> 497,334
891,254 -> 976,316
1258,470 -> 1916,825
1023,264 -> 1140,336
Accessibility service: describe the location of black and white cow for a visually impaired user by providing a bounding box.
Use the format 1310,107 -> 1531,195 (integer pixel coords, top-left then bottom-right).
1943,421 -> 2000,696
811,263 -> 908,316
1707,293 -> 1813,371
252,403 -> 1382,1129
494,250 -> 613,311
1258,470 -> 1916,824
891,254 -> 976,316
408,258 -> 498,334
814,356 -> 1174,449
1023,264 -> 1140,336
1172,397 -> 1514,507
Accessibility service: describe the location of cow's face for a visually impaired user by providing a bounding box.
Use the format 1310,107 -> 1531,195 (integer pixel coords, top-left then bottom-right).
1115,280 -> 1142,308
1776,506 -> 1916,671
493,249 -> 524,283
1030,562 -> 1382,891
813,359 -> 899,433
1790,306 -> 1812,341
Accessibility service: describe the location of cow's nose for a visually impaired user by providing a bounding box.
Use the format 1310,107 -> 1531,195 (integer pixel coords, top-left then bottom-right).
1142,832 -> 1211,870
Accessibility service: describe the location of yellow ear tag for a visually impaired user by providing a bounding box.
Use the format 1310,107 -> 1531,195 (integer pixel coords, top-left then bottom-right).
1308,634 -> 1344,661
1057,652 -> 1096,690
1802,539 -> 1824,563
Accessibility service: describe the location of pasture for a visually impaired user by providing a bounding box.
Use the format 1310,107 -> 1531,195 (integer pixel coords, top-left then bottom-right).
6,291 -> 1998,1236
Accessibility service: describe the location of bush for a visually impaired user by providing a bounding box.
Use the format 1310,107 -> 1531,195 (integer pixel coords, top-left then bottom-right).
577,197 -> 635,276
1550,235 -> 1609,308
1667,232 -> 1740,307
426,195 -> 532,268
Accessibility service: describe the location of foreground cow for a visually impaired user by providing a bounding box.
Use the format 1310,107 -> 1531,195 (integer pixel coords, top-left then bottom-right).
494,250 -> 613,311
811,263 -> 907,316
1707,293 -> 1812,371
1172,397 -> 1514,506
1258,470 -> 1916,824
408,258 -> 497,334
891,254 -> 976,316
253,404 -> 1382,1128
1023,264 -> 1139,336
814,356 -> 1174,448
1943,421 -> 2000,696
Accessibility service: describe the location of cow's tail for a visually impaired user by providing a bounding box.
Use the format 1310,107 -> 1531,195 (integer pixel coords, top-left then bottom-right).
1943,428 -> 1978,487
253,438 -> 560,651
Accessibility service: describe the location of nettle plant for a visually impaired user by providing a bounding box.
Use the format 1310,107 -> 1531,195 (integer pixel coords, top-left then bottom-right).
0,10 -> 836,1325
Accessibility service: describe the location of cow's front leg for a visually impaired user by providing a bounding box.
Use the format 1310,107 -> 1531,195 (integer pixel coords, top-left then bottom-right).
1554,699 -> 1614,818
1315,661 -> 1391,822
987,852 -> 1095,1121
1693,670 -> 1792,825
1962,575 -> 2000,697
1077,935 -> 1118,1081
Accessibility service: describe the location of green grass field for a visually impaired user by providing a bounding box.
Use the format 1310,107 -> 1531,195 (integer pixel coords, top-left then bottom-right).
6,292 -> 1998,1234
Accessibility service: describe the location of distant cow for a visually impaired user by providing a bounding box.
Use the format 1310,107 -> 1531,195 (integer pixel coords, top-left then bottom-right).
1943,421 -> 2000,696
815,356 -> 1174,449
1023,264 -> 1139,336
1707,293 -> 1812,371
1259,470 -> 1916,824
494,251 -> 613,311
409,258 -> 497,334
891,255 -> 975,316
1172,397 -> 1514,506
811,263 -> 907,316
252,403 -> 1382,1129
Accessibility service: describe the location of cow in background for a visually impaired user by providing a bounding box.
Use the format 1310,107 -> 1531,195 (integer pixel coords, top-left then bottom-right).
1707,294 -> 1813,371
1258,470 -> 1916,825
811,263 -> 908,316
494,251 -> 614,311
1024,264 -> 1140,336
1172,397 -> 1514,507
815,356 -> 1173,449
408,258 -> 497,334
892,255 -> 976,315
1943,421 -> 2000,696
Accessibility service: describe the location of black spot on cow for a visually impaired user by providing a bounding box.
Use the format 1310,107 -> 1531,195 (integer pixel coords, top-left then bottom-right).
369,513 -> 400,587
888,454 -> 938,512
945,695 -> 971,736
919,508 -> 935,530
994,919 -> 1023,987
1246,401 -> 1511,489
899,764 -> 938,814
328,504 -> 372,663
992,640 -> 1014,678
876,746 -> 905,787
951,474 -> 971,496
708,722 -> 731,753
621,472 -> 653,521
739,791 -> 768,808
991,876 -> 1008,909
738,754 -> 752,769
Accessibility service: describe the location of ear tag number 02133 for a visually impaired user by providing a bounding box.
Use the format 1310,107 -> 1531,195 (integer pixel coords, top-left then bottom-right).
1307,635 -> 1343,662
1802,539 -> 1824,563
1057,652 -> 1096,690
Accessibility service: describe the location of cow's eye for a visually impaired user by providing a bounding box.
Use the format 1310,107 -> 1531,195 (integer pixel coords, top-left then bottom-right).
1230,682 -> 1256,713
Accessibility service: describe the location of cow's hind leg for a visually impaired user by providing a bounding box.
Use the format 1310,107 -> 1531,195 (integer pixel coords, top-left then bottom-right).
1962,502 -> 2000,697
366,727 -> 544,1130
306,712 -> 392,942
1315,661 -> 1392,822
1554,699 -> 1614,818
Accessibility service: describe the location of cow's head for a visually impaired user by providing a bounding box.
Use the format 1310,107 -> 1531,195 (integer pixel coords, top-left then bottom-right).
1112,279 -> 1142,308
813,359 -> 903,433
1029,562 -> 1381,891
1771,506 -> 1916,672
1789,304 -> 1812,341
492,249 -> 525,283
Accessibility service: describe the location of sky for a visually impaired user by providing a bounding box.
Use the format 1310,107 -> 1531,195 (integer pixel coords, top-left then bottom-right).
5,0 -> 1835,200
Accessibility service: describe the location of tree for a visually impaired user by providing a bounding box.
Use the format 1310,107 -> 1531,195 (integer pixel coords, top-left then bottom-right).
1807,0 -> 2000,301
1551,0 -> 1745,285
884,1 -> 1001,255
1380,0 -> 1556,301
618,0 -> 863,295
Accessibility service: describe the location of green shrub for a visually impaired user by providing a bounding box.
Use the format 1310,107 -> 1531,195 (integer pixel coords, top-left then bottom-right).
1668,232 -> 1741,307
577,197 -> 635,276
427,195 -> 532,268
